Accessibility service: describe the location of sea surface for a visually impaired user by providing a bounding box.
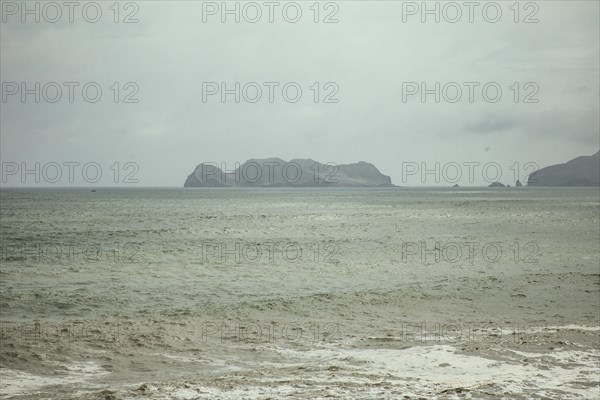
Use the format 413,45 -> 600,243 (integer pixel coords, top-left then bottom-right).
0,187 -> 599,399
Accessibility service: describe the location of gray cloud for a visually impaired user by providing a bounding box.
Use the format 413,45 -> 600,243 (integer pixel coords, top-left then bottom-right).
1,1 -> 598,186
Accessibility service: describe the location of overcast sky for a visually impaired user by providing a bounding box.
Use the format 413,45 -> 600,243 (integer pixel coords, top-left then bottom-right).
1,0 -> 598,186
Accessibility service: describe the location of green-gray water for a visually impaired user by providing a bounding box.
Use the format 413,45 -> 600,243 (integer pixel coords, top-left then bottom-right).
1,187 -> 599,399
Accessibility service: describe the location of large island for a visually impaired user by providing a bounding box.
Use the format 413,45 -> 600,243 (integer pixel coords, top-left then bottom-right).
527,151 -> 599,186
184,158 -> 394,187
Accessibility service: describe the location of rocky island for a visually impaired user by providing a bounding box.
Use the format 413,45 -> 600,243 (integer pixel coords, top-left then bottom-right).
184,158 -> 395,187
527,151 -> 599,186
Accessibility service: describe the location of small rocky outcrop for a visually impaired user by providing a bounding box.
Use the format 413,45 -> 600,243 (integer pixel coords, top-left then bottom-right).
488,182 -> 506,188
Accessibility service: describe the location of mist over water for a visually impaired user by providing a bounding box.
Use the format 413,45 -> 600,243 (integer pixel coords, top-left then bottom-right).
1,0 -> 599,397
1,187 -> 598,398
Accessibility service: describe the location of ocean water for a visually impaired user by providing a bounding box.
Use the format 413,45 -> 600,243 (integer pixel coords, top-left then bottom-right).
0,187 -> 598,399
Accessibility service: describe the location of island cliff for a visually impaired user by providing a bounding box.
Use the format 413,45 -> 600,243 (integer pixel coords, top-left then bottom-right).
527,151 -> 599,186
184,158 -> 394,187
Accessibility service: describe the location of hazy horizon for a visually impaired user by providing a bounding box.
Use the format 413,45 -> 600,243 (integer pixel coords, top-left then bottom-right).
1,2 -> 599,398
2,1 -> 599,187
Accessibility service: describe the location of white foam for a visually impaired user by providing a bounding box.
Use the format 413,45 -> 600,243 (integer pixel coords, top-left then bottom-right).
145,352 -> 205,363
0,361 -> 109,398
543,325 -> 600,332
265,344 -> 600,398
122,384 -> 302,400
136,344 -> 599,399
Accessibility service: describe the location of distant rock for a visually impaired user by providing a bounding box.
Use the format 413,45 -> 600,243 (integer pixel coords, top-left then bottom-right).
515,180 -> 523,187
184,158 -> 395,187
527,151 -> 600,187
488,182 -> 506,187
452,184 -> 459,188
